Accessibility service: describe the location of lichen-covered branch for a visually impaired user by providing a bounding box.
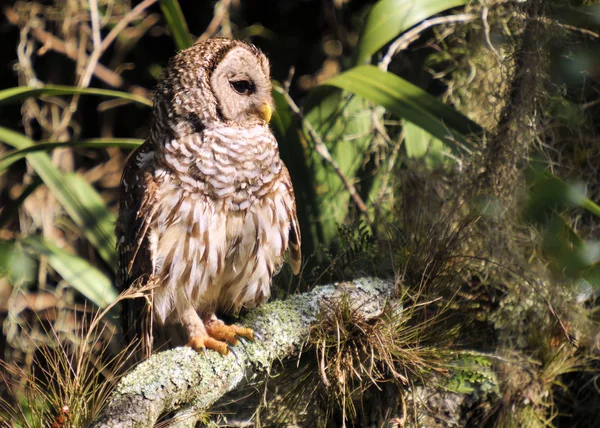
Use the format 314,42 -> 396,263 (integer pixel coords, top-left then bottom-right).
91,277 -> 395,427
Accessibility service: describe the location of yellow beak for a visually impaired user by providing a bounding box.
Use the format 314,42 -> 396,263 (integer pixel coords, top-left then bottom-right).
258,103 -> 272,123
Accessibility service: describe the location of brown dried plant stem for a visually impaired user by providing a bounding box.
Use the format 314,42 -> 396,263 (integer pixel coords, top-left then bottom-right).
2,14 -> 123,89
197,0 -> 233,43
91,278 -> 394,427
51,0 -> 158,139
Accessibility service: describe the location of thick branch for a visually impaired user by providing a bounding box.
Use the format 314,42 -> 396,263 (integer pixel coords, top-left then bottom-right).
91,277 -> 395,427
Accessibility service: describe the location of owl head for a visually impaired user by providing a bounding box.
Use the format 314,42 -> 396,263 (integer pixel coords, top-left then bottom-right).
153,38 -> 273,137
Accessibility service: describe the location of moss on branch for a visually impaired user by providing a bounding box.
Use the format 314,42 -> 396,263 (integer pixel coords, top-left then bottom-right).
90,277 -> 395,427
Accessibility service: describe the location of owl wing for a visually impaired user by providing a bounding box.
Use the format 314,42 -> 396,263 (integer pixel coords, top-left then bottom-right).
282,165 -> 302,275
116,141 -> 159,354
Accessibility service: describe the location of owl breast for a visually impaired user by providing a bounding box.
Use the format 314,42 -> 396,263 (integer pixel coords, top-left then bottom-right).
161,125 -> 282,210
151,125 -> 293,324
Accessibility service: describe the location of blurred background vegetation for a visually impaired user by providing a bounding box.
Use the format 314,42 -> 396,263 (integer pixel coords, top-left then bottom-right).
0,0 -> 599,426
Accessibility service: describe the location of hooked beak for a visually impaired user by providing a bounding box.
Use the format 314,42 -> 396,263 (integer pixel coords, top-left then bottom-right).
258,103 -> 272,123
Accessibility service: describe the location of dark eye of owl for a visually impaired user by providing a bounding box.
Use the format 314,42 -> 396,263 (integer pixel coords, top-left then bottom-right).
230,79 -> 255,95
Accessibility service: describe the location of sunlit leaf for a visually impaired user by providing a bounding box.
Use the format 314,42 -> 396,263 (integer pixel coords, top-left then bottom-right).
0,139 -> 144,174
322,65 -> 481,152
24,236 -> 117,308
0,85 -> 152,106
0,127 -> 117,269
356,0 -> 468,64
272,84 -> 322,257
304,86 -> 381,245
65,173 -> 118,267
159,0 -> 194,50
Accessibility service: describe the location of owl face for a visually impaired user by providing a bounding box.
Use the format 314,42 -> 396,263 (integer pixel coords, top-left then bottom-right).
153,38 -> 273,136
210,45 -> 273,125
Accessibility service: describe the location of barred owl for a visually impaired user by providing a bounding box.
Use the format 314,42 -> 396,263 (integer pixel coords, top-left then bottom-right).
116,38 -> 301,357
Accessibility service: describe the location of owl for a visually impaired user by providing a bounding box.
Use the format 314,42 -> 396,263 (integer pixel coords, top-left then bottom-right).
116,38 -> 301,357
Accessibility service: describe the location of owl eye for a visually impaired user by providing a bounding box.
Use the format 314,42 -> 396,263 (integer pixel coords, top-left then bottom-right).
230,79 -> 255,95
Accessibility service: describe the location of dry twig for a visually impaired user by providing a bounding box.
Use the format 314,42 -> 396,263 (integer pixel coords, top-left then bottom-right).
280,69 -> 368,213
197,0 -> 233,43
378,14 -> 475,72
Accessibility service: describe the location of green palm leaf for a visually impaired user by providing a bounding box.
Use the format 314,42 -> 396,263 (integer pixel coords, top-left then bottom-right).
0,127 -> 117,269
356,0 -> 468,64
0,85 -> 152,106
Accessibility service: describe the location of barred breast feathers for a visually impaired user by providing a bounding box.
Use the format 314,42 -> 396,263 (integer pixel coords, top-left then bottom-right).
155,123 -> 283,208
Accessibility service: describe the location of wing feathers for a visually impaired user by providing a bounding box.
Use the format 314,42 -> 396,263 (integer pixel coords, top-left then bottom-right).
281,166 -> 302,275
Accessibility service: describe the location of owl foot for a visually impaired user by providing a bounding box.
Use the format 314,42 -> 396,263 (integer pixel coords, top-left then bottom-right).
205,322 -> 255,346
187,335 -> 230,356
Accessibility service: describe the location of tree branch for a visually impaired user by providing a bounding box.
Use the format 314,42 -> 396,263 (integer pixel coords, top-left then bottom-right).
91,277 -> 395,427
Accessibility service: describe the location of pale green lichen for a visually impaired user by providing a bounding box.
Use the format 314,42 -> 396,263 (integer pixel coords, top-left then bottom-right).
92,277 -> 395,427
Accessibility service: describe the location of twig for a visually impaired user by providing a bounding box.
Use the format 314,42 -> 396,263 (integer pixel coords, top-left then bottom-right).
197,0 -> 233,43
378,14 -> 475,71
29,26 -> 125,88
6,14 -> 153,95
481,7 -> 501,62
51,0 -> 157,140
89,0 -> 102,53
90,278 -> 394,427
80,0 -> 158,88
279,73 -> 368,213
376,131 -> 404,205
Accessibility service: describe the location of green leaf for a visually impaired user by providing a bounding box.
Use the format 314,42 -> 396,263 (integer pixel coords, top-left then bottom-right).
0,240 -> 37,288
356,0 -> 468,64
23,236 -> 118,308
0,127 -> 117,269
271,84 -> 322,258
0,138 -> 144,174
322,65 -> 482,152
527,168 -> 600,220
159,0 -> 194,50
304,87 -> 380,245
0,85 -> 152,106
65,172 -> 118,266
403,121 -> 448,167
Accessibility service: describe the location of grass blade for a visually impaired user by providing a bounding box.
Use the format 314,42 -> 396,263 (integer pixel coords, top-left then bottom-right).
24,236 -> 118,308
0,85 -> 152,106
0,138 -> 144,174
0,126 -> 117,269
322,65 -> 482,151
356,0 -> 468,64
159,0 -> 194,50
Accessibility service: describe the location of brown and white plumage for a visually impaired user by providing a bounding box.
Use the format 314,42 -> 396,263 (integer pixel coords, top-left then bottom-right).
116,38 -> 301,357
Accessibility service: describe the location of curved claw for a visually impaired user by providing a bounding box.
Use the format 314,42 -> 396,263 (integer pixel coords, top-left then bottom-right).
228,345 -> 239,361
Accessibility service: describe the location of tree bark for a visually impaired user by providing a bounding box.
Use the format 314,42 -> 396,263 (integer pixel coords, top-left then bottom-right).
91,277 -> 395,427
